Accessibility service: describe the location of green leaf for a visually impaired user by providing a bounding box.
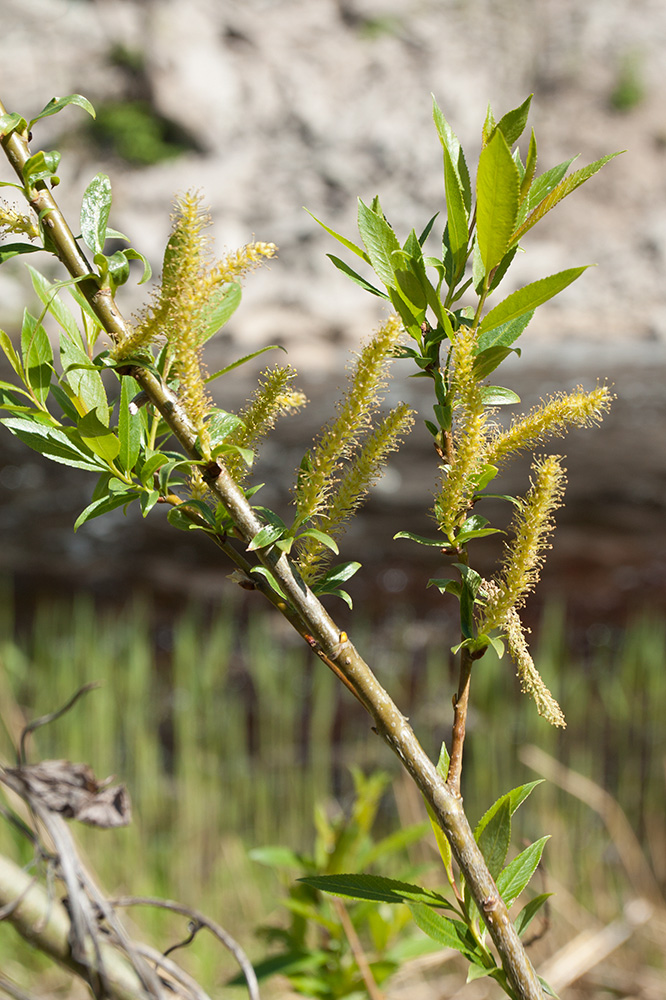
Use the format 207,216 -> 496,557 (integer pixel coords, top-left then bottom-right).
408,904 -> 482,962
249,565 -> 288,600
326,255 -> 389,298
476,798 -> 511,878
475,129 -> 520,274
20,310 -> 53,405
312,561 -> 361,588
472,346 -> 514,381
247,524 -> 286,551
475,781 -> 543,846
521,129 -> 538,200
432,96 -> 472,211
357,197 -> 402,289
299,873 -> 455,911
305,208 -> 371,263
206,408 -> 244,445
363,822 -> 432,868
514,893 -> 552,937
94,249 -> 130,290
74,491 -> 135,531
442,145 -> 469,275
496,836 -> 550,908
0,416 -> 104,471
0,112 -> 28,140
525,156 -> 578,213
138,451 -> 169,485
118,375 -> 142,472
496,94 -> 532,147
249,846 -> 306,870
394,530 -> 444,547
297,527 -> 339,553
514,152 -> 622,243
479,385 -> 521,406
27,266 -> 81,343
199,281 -> 243,342
29,94 -> 96,126
60,336 -> 108,417
205,344 -> 286,382
77,409 -> 120,462
22,150 -> 61,192
0,330 -> 24,379
123,248 -> 152,285
476,310 -> 534,353
167,507 -> 199,532
80,173 -> 112,255
0,243 -> 42,264
479,267 -> 590,334
140,490 -> 160,516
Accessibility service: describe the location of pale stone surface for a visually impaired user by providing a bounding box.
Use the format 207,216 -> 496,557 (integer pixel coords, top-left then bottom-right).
1,0 -> 665,370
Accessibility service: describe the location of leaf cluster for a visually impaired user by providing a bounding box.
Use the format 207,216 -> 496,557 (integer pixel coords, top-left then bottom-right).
242,770 -> 436,1000
301,756 -> 555,996
312,93 -> 616,719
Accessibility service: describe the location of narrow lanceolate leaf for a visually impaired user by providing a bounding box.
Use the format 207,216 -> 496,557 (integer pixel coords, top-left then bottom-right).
21,310 -> 53,406
0,416 -> 104,471
479,267 -> 590,334
74,491 -> 135,531
496,836 -> 550,908
199,281 -> 242,342
432,96 -> 472,211
475,129 -> 520,274
27,265 -> 80,342
476,798 -> 511,879
514,893 -> 552,937
476,310 -> 534,353
408,904 -> 483,963
326,255 -> 389,298
118,376 -> 142,473
512,151 -> 622,243
0,243 -> 42,264
521,129 -> 538,200
305,208 -> 371,263
442,145 -> 469,274
495,94 -> 532,148
475,781 -> 543,846
60,336 -> 109,418
299,873 -> 456,911
0,329 -> 24,379
357,197 -> 402,289
80,173 -> 113,255
77,410 -> 120,463
29,94 -> 96,126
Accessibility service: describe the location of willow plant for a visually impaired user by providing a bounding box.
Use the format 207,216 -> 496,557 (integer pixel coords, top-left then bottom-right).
0,91 -> 617,1000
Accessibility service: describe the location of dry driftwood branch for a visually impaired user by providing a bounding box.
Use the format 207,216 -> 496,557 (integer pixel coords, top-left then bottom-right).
0,689 -> 260,1000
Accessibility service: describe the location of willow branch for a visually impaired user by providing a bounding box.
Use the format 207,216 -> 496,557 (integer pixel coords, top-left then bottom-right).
0,101 -> 544,1000
447,646 -> 474,797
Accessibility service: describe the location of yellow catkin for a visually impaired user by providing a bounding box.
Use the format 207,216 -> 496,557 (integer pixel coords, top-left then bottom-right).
297,402 -> 415,583
504,604 -> 566,727
294,316 -> 403,524
434,326 -> 489,541
485,385 -> 612,466
225,366 -> 306,482
480,580 -> 566,727
111,194 -> 276,363
483,454 -> 566,627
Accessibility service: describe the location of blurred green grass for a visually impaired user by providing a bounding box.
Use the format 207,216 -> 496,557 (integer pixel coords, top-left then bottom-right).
0,587 -> 663,992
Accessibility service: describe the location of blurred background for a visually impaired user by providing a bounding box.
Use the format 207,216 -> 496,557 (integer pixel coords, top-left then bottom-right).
0,1 -> 665,996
